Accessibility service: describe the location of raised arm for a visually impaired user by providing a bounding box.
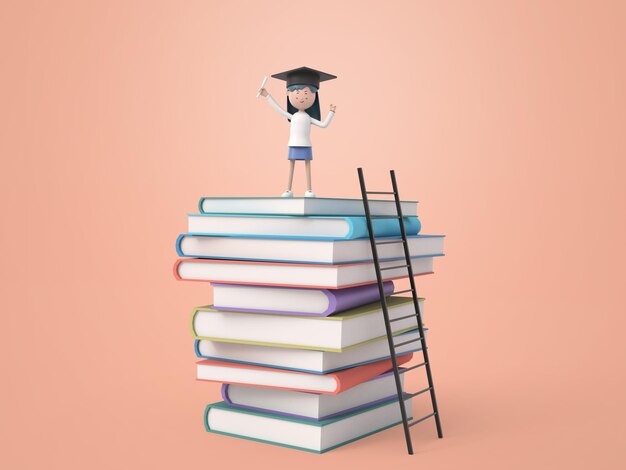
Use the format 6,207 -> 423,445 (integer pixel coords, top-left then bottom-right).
311,111 -> 335,128
265,93 -> 292,120
311,104 -> 336,128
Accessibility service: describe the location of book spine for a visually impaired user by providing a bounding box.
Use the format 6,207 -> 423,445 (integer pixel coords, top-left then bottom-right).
221,384 -> 232,404
347,216 -> 421,239
328,281 -> 395,314
190,309 -> 200,338
203,404 -> 211,432
172,259 -> 183,280
175,234 -> 185,256
332,354 -> 412,394
193,340 -> 200,357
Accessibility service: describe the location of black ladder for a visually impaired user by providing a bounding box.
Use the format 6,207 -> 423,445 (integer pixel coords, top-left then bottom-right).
357,168 -> 443,455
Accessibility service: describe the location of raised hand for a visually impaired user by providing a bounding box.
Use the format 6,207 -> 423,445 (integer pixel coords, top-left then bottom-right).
330,104 -> 336,112
259,88 -> 268,97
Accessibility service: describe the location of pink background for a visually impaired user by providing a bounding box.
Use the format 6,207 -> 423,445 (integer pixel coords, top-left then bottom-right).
2,1 -> 625,468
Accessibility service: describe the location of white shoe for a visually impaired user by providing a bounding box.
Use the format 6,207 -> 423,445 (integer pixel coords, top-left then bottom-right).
304,190 -> 316,198
281,190 -> 293,198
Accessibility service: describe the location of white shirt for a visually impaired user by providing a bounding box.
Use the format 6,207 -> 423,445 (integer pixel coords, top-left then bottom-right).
266,94 -> 334,147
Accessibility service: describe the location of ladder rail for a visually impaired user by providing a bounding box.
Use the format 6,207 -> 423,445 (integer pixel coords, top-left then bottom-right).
357,167 -> 415,455
358,167 -> 444,455
390,170 -> 444,439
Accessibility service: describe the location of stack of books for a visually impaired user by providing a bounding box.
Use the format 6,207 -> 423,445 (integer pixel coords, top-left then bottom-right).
174,197 -> 445,453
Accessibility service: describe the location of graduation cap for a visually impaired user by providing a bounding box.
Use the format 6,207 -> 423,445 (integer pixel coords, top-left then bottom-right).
271,66 -> 337,89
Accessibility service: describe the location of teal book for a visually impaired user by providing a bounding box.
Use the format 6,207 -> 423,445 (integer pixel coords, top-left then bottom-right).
204,397 -> 412,453
186,213 -> 421,240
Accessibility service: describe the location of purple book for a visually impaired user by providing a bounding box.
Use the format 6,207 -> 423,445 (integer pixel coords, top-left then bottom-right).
220,368 -> 405,421
211,281 -> 395,317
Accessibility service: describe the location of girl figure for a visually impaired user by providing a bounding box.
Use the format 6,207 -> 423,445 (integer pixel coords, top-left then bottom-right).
258,66 -> 337,197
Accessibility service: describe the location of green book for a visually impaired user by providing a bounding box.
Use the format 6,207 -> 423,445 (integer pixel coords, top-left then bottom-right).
191,296 -> 424,352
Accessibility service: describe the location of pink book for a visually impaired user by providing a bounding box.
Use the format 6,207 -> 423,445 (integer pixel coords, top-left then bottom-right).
196,354 -> 413,394
174,257 -> 435,289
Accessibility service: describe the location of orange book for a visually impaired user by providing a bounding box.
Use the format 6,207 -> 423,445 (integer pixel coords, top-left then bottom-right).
196,354 -> 412,394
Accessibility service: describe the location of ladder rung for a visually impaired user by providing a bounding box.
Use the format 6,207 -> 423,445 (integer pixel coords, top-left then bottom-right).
394,288 -> 415,294
366,191 -> 396,195
389,313 -> 417,323
370,215 -> 401,219
375,239 -> 405,245
399,362 -> 427,373
393,336 -> 423,348
380,264 -> 410,271
407,386 -> 432,398
408,412 -> 436,427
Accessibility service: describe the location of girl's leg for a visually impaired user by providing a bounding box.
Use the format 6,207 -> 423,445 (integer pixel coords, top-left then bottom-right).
304,160 -> 315,197
287,160 -> 295,190
305,160 -> 312,191
282,160 -> 296,197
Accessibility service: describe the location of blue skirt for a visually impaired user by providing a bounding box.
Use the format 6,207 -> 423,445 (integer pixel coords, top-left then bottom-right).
288,146 -> 313,160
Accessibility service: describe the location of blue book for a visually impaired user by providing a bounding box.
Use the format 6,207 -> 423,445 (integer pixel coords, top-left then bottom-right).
176,233 -> 444,264
194,329 -> 426,374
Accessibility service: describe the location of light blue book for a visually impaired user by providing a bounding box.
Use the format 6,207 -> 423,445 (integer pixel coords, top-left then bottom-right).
198,196 -> 418,217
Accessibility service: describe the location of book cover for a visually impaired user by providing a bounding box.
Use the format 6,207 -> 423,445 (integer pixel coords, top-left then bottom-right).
186,213 -> 421,239
175,233 -> 444,264
194,328 -> 426,374
190,296 -> 422,352
220,368 -> 406,421
198,196 -> 417,216
210,281 -> 395,316
204,396 -> 412,453
174,256 -> 438,289
196,354 -> 412,394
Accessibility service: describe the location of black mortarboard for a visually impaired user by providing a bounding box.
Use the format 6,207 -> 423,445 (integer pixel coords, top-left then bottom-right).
271,66 -> 337,89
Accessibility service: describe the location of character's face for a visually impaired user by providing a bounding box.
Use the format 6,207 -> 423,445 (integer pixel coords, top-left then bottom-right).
288,86 -> 316,111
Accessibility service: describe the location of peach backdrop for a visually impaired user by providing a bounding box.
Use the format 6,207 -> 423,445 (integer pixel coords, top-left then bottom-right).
2,1 -> 625,468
